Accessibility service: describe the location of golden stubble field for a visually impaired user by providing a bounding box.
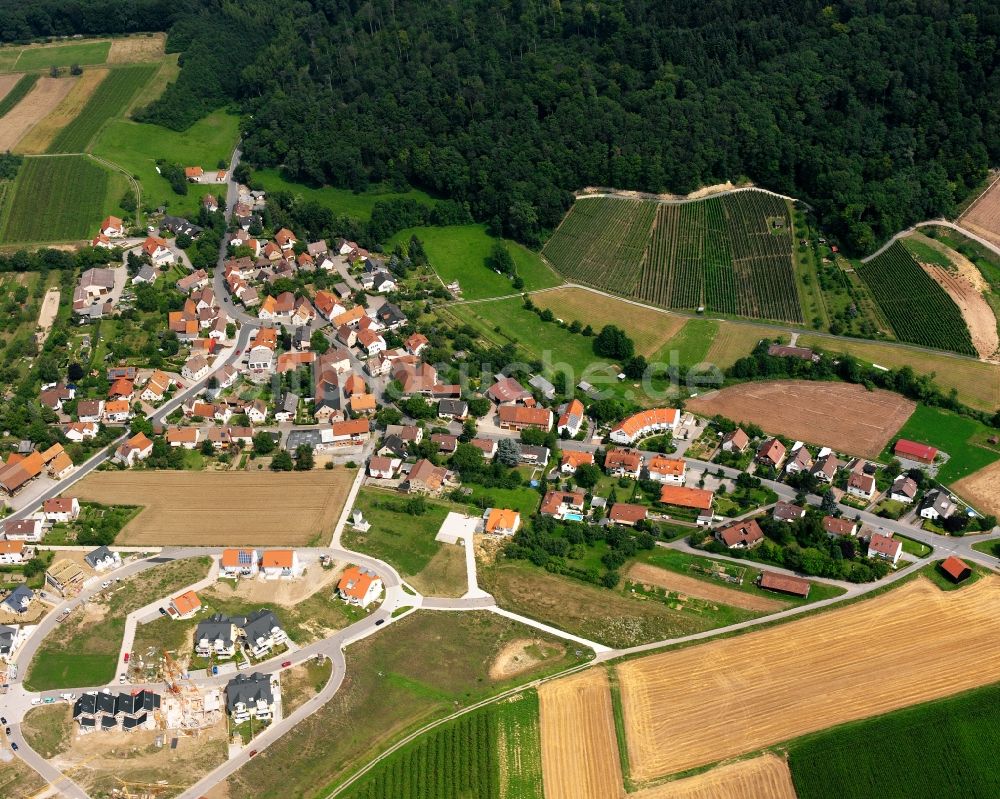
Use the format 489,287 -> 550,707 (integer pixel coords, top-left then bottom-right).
632,754 -> 797,799
618,577 -> 1000,781
0,75 -> 76,151
72,469 -> 356,545
538,669 -> 623,799
15,67 -> 108,153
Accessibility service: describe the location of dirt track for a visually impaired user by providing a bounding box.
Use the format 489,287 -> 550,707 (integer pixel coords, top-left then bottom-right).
921,263 -> 998,359
0,75 -> 76,151
35,287 -> 60,344
632,755 -> 797,799
618,577 -> 1000,781
539,669 -> 623,799
626,563 -> 786,612
72,469 -> 356,546
687,379 -> 915,458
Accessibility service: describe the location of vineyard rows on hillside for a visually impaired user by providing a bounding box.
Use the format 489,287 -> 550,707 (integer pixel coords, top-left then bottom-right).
542,191 -> 802,323
855,241 -> 975,355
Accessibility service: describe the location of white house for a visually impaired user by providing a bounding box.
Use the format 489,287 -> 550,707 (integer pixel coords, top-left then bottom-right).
867,532 -> 902,565
182,355 -> 210,382
368,456 -> 400,479
0,541 -> 26,565
84,545 -> 121,571
646,455 -> 686,485
260,550 -> 301,579
42,497 -> 80,523
64,421 -> 99,442
889,475 -> 918,504
221,548 -> 259,578
846,472 -> 876,501
225,673 -> 275,724
609,408 -> 680,445
337,565 -> 383,608
919,490 -> 957,521
142,236 -> 175,266
3,519 -> 44,542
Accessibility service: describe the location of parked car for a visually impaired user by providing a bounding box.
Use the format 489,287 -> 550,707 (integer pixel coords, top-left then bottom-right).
0,716 -> 6,724
11,742 -> 17,751
211,666 -> 219,676
281,661 -> 291,668
119,675 -> 127,684
4,727 -> 10,735
43,697 -> 55,704
375,619 -> 385,626
123,653 -> 130,663
158,607 -> 167,616
30,699 -> 41,706
248,749 -> 258,758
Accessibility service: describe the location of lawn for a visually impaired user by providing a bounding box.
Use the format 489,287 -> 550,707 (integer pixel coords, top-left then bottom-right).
651,318 -> 719,368
0,154 -> 125,243
894,534 -> 931,558
91,109 -> 240,217
390,223 -> 562,299
223,611 -> 586,799
47,63 -> 157,153
253,168 -> 435,219
341,488 -> 468,596
788,681 -> 1000,799
882,404 -> 1000,484
460,483 -> 542,516
25,556 -> 212,690
20,705 -> 73,759
9,41 -> 111,72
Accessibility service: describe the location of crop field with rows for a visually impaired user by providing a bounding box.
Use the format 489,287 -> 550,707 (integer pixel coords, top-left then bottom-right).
856,241 -> 975,355
542,191 -> 802,323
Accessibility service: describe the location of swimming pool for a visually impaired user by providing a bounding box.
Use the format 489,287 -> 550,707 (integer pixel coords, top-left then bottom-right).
563,513 -> 584,522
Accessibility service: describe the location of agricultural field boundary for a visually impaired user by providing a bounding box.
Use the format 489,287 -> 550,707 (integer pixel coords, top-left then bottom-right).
862,219 -> 1000,263
577,184 -> 807,208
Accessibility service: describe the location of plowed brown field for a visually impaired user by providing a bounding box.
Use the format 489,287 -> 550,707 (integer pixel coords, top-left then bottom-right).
0,73 -> 22,104
0,76 -> 76,151
687,379 -> 914,458
921,263 -> 998,359
539,669 -> 622,799
618,577 -> 1000,781
71,469 -> 356,545
959,176 -> 1000,249
626,563 -> 786,612
632,755 -> 797,799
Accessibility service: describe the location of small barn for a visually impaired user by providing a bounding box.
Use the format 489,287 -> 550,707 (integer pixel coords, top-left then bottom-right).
938,556 -> 972,584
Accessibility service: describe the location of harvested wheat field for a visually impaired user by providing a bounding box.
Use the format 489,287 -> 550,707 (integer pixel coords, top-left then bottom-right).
107,33 -> 166,63
959,176 -> 1000,249
632,755 -> 796,799
617,577 -> 1000,781
705,321 -> 785,368
953,460 -> 1000,517
533,286 -> 686,357
539,669 -> 623,799
15,68 -> 107,153
687,379 -> 914,458
626,563 -> 786,613
72,469 -> 357,545
0,75 -> 76,151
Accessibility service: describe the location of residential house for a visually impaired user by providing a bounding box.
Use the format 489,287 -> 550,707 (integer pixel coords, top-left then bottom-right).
64,421 -> 99,441
42,497 -> 80,523
195,614 -> 240,658
275,392 -> 299,423
560,450 -> 594,474
867,532 -> 902,565
659,485 -> 714,511
609,408 -> 680,445
337,565 -> 383,608
330,418 -> 371,445
314,290 -> 344,321
226,673 -> 275,724
84,546 -> 120,571
609,503 -> 647,527
40,383 -> 74,412
715,519 -> 765,549
182,355 -> 210,382
483,508 -> 521,536
755,438 -> 786,469
1,585 -> 33,615
166,426 -> 200,449
438,399 -> 468,420
556,399 -> 586,437
72,690 -> 160,734
919,489 -> 957,521
773,501 -> 806,522
99,215 -> 125,237
291,297 -> 316,326
356,328 -> 386,357
605,448 -> 643,479
404,459 -> 449,494
246,400 -> 268,425
221,548 -> 259,579
822,516 -> 858,537
0,541 -> 25,565
115,432 -> 153,466
470,438 -> 498,459
720,428 -> 750,453
260,550 -> 300,579
77,400 -> 105,423
368,456 -> 400,479
810,453 -> 841,483
169,590 -> 202,620
646,455 -> 685,485
177,269 -> 210,294
889,475 -> 918,504
430,434 -> 458,455
405,333 -> 429,356
498,405 -> 552,432
539,491 -> 586,519
241,609 -> 288,657
784,445 -> 813,475
3,519 -> 43,542
142,236 -> 174,266
519,444 -> 549,465
103,400 -> 134,423
767,344 -> 818,361
847,472 -> 876,501
350,393 -> 377,416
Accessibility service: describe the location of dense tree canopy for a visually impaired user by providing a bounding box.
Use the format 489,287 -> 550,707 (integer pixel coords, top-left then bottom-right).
15,0 -> 1000,252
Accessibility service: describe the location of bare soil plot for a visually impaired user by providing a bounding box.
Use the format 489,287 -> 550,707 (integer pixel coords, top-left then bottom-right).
107,33 -> 166,63
626,563 -> 786,613
687,379 -> 915,458
532,286 -> 686,357
15,67 -> 107,153
35,286 -> 60,344
0,75 -> 76,151
539,669 -> 623,799
72,469 -> 357,546
0,73 -> 23,104
489,638 -> 566,680
632,754 -> 796,799
209,561 -> 344,606
618,577 -> 1000,781
921,263 -> 998,359
953,459 -> 1000,517
959,176 -> 1000,249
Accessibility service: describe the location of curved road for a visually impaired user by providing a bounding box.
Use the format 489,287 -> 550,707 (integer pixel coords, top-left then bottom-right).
861,219 -> 1000,263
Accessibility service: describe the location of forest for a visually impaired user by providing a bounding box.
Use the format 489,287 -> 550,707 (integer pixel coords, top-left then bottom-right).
8,0 -> 1000,254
